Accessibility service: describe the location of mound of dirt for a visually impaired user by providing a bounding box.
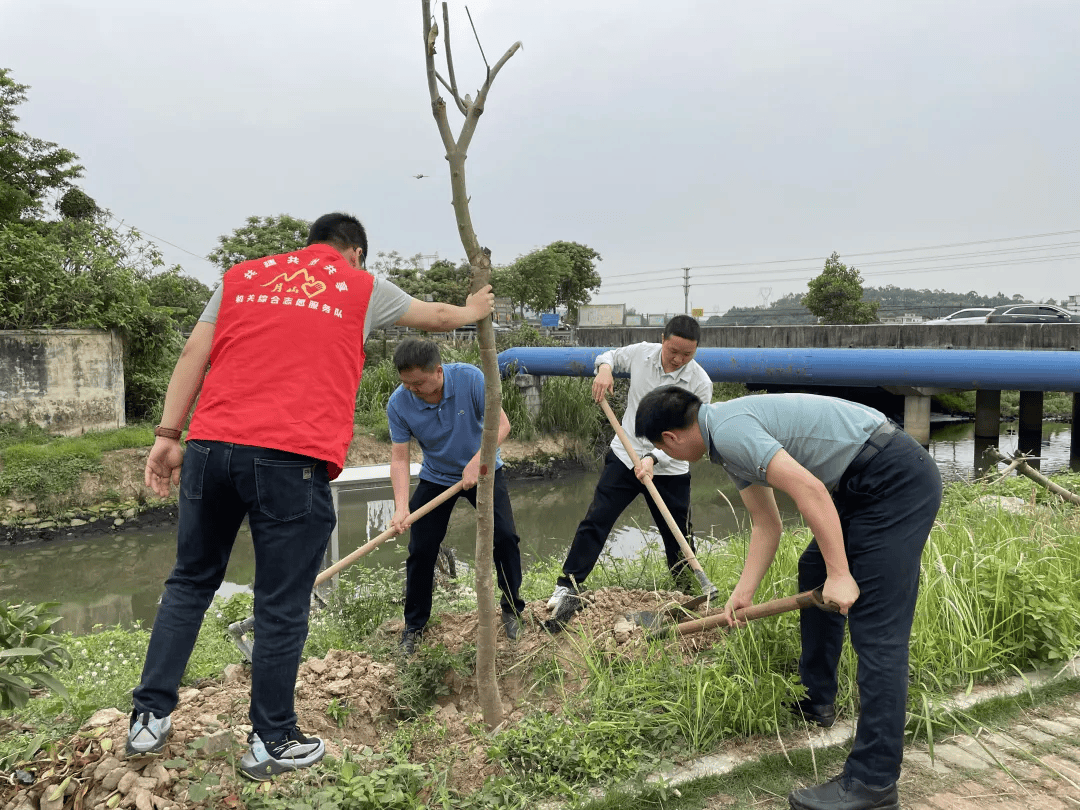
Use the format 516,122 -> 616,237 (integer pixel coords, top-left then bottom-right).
0,587 -> 726,809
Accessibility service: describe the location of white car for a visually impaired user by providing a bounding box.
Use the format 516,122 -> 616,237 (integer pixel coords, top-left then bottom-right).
923,308 -> 994,325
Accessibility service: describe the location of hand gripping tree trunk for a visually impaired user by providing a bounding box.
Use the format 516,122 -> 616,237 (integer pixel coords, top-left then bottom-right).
421,0 -> 521,731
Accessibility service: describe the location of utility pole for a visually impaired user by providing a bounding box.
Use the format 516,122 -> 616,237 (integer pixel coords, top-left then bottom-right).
683,267 -> 690,314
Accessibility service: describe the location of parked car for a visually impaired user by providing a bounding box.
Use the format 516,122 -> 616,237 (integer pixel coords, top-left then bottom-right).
923,307 -> 994,325
984,304 -> 1080,324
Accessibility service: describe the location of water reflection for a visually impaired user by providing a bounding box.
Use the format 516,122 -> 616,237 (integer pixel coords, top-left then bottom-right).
1,422 -> 1073,631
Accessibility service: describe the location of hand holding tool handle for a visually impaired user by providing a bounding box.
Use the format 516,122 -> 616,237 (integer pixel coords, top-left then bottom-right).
315,480 -> 465,586
668,587 -> 838,637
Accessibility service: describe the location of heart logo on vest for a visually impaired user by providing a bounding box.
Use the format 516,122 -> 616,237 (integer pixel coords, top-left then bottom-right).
302,279 -> 327,298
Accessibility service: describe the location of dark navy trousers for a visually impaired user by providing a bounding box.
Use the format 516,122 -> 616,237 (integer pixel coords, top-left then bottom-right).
403,467 -> 525,632
798,430 -> 942,787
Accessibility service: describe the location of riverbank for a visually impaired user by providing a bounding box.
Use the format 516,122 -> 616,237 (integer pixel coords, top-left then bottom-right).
0,433 -> 587,546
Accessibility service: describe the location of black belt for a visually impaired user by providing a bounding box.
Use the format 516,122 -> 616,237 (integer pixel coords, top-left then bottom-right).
835,421 -> 900,493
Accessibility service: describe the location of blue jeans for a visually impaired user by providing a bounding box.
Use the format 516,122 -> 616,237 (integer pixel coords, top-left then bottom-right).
132,440 -> 335,739
798,430 -> 943,787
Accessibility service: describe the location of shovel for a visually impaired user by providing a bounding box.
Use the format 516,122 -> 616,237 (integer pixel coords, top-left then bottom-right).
639,587 -> 839,640
599,396 -> 719,603
227,480 -> 465,661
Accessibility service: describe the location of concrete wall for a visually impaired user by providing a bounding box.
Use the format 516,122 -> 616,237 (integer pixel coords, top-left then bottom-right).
0,329 -> 125,435
578,323 -> 1080,351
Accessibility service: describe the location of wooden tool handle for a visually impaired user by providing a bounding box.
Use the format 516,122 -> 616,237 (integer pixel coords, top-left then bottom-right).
670,588 -> 834,637
599,396 -> 713,588
314,480 -> 465,586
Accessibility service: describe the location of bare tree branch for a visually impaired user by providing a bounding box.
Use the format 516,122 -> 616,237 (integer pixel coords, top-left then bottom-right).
442,3 -> 468,116
421,4 -> 457,152
457,40 -> 521,154
434,70 -> 467,115
465,6 -> 490,74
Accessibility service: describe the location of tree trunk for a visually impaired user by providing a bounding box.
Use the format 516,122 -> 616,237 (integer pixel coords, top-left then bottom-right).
420,0 -> 521,730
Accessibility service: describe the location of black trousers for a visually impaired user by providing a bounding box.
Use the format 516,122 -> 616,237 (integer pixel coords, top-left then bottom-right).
798,430 -> 942,787
558,450 -> 694,589
403,467 -> 525,632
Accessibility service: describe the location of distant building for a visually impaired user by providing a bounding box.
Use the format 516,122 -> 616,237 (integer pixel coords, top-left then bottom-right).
878,312 -> 928,325
1065,294 -> 1080,313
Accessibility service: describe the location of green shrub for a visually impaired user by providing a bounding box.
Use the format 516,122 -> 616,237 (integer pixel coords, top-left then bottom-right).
0,602 -> 71,711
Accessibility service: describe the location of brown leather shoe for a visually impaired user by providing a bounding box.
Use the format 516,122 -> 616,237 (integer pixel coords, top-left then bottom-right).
789,773 -> 898,810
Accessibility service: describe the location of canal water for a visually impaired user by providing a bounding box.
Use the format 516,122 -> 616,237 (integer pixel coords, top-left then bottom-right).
0,422 -> 1073,633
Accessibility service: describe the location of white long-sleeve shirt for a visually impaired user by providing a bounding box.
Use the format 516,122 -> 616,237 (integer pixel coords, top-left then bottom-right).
594,342 -> 713,476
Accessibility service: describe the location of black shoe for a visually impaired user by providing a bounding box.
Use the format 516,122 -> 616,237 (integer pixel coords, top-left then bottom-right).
501,610 -> 521,641
790,698 -> 836,728
399,628 -> 423,657
789,774 -> 898,810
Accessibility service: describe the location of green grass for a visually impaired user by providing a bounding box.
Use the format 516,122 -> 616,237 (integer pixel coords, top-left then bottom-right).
934,390 -> 1074,417
0,424 -> 155,504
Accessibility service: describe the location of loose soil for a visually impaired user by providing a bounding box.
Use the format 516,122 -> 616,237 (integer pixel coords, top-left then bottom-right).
0,586 -> 736,810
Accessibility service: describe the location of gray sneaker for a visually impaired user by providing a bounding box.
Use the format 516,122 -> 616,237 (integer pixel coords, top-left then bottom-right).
239,728 -> 326,781
126,710 -> 172,756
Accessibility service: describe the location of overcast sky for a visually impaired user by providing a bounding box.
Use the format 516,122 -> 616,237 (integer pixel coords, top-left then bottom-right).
3,0 -> 1078,317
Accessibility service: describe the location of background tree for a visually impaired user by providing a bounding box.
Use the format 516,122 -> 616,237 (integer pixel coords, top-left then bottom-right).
420,258 -> 470,307
548,241 -> 602,322
207,214 -> 310,273
422,0 -> 520,729
500,247 -> 568,316
0,68 -> 83,224
802,252 -> 880,324
370,250 -> 425,297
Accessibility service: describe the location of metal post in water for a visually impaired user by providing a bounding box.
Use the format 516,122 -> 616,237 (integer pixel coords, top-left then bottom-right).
1018,390 -> 1044,471
974,389 -> 1002,477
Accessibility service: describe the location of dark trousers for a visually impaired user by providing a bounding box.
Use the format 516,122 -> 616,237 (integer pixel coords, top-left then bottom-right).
404,467 -> 525,632
132,441 -> 334,740
558,450 -> 694,589
798,431 -> 942,787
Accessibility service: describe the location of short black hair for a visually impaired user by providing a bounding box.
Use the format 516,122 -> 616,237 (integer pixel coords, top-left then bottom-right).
635,385 -> 702,444
307,213 -> 368,261
393,337 -> 442,373
663,314 -> 701,343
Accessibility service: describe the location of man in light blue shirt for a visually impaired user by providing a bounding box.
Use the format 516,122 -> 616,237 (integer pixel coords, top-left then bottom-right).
635,386 -> 942,810
387,338 -> 526,655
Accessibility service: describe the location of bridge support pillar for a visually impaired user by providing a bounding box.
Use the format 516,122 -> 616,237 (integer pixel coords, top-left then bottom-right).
903,394 -> 931,448
1073,393 -> 1080,469
1018,391 -> 1044,471
973,390 -> 1002,478
513,374 -> 544,419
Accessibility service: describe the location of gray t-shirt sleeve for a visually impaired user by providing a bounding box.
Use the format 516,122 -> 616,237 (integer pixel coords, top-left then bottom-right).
197,276 -> 412,339
363,277 -> 413,340
198,284 -> 223,323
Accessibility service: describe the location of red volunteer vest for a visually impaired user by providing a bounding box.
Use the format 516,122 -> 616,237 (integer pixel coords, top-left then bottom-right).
187,244 -> 374,479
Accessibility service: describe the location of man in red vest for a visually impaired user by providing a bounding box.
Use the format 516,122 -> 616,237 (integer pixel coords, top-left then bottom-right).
127,213 -> 494,781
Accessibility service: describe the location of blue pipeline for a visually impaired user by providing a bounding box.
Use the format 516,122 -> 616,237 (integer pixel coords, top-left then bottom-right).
497,347 -> 1080,392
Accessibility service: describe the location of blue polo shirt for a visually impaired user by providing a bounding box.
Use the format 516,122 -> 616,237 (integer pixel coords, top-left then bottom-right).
387,362 -> 503,486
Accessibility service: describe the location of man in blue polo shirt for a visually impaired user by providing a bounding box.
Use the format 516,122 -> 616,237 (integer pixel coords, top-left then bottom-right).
635,386 -> 942,810
387,338 -> 526,655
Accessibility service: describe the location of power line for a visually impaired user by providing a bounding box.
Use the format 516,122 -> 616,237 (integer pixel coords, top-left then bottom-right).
602,251 -> 1080,295
108,215 -> 215,265
600,227 -> 1080,281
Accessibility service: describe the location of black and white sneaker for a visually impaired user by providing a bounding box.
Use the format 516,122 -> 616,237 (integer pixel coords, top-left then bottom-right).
126,710 -> 172,756
239,727 -> 325,781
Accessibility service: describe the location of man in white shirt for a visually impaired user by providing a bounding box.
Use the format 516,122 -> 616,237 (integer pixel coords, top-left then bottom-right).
547,315 -> 713,612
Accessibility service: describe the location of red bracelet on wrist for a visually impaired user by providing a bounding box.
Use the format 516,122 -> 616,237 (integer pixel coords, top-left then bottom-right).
154,425 -> 182,440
